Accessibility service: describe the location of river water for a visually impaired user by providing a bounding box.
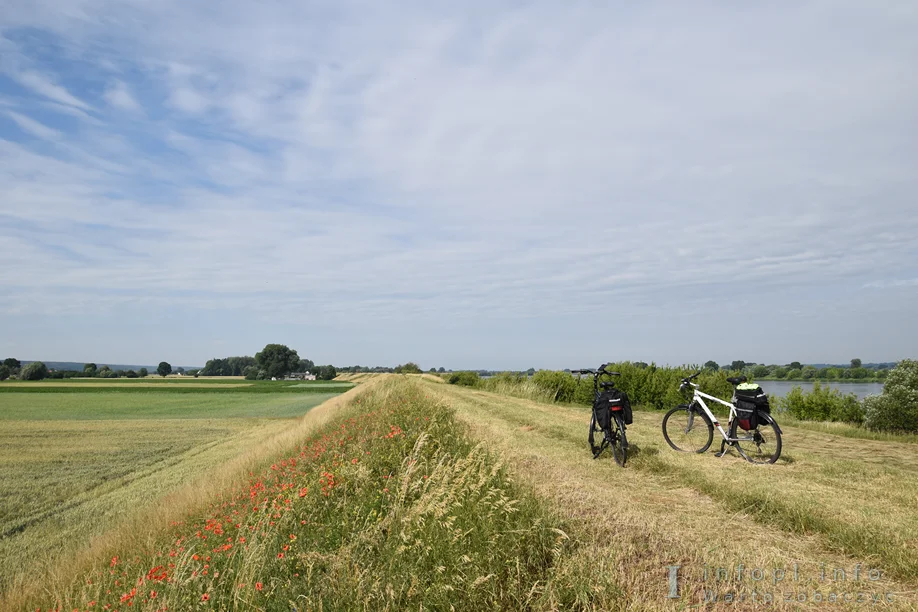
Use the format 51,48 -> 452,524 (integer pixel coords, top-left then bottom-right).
756,380 -> 884,400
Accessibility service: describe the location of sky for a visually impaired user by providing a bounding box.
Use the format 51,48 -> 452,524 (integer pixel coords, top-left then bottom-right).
1,1 -> 916,370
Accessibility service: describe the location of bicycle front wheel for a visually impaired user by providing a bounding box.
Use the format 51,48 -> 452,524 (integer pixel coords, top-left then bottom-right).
662,404 -> 714,453
730,414 -> 782,464
611,414 -> 627,467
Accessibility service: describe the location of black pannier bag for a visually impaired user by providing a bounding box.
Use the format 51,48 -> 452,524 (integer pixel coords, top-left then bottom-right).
734,383 -> 770,430
594,390 -> 633,426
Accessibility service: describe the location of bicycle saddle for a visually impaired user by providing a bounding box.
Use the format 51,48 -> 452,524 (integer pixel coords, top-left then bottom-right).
726,376 -> 748,385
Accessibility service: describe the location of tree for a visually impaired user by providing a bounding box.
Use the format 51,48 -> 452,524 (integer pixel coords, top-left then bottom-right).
176,367 -> 185,375
316,365 -> 337,380
526,368 -> 536,376
704,360 -> 719,371
157,361 -> 172,377
138,368 -> 148,378
864,359 -> 918,433
83,363 -> 98,377
298,358 -> 315,373
0,365 -> 10,381
254,344 -> 300,379
243,365 -> 258,380
438,367 -> 446,373
394,362 -> 422,374
3,358 -> 20,371
787,362 -> 802,371
752,365 -> 770,378
125,370 -> 138,378
730,360 -> 746,371
20,361 -> 49,381
851,358 -> 862,369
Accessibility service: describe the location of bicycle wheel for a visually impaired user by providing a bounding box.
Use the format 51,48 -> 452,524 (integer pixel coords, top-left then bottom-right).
588,411 -> 606,457
662,404 -> 714,453
729,413 -> 782,464
610,414 -> 627,467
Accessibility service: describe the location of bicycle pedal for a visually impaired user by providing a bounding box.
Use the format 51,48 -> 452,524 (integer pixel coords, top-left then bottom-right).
715,450 -> 727,458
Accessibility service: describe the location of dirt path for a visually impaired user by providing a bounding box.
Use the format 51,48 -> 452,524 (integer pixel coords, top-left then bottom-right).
424,383 -> 918,611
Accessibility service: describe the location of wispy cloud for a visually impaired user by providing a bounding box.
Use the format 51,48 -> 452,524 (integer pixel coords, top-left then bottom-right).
0,1 -> 916,366
5,110 -> 62,139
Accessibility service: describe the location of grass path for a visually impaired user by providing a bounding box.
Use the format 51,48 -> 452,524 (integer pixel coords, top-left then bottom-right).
425,382 -> 918,611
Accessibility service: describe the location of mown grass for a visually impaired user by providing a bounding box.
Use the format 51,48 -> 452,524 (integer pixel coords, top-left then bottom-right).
20,378 -> 596,611
426,383 -> 918,610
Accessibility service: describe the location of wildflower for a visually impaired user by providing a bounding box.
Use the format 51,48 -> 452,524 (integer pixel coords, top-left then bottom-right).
256,582 -> 263,591
277,552 -> 284,559
110,556 -> 119,568
298,487 -> 308,497
149,591 -> 157,599
201,593 -> 210,601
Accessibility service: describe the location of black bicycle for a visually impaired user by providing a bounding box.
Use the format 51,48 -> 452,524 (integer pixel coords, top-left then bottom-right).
573,364 -> 629,467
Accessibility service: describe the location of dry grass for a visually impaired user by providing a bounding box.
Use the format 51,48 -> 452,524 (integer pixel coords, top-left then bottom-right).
424,383 -> 918,611
2,382 -> 253,388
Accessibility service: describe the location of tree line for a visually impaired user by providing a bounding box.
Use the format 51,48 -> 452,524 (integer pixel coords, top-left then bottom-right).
702,358 -> 891,382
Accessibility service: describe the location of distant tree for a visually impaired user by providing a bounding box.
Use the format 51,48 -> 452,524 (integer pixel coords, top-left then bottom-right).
786,368 -> 803,380
20,361 -> 49,381
243,365 -> 258,380
704,360 -> 719,371
255,344 -> 300,379
298,358 -> 315,373
83,363 -> 98,377
851,358 -> 862,369
526,368 -> 536,376
176,367 -> 185,375
316,365 -> 337,380
138,367 -> 148,378
802,366 -> 818,380
634,362 -> 649,369
0,365 -> 10,381
752,365 -> 770,378
394,362 -> 422,374
787,362 -> 802,371
3,358 -> 21,371
772,367 -> 788,379
157,361 -> 172,377
125,370 -> 138,378
730,360 -> 747,371
429,368 -> 436,373
438,367 -> 446,373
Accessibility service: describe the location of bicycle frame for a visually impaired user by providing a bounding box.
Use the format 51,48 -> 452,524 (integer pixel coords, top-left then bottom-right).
685,383 -> 741,442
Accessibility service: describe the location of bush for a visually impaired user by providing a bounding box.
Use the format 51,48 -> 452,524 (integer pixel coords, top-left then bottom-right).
0,365 -> 11,381
19,362 -> 49,381
778,382 -> 864,424
447,371 -> 480,387
531,370 -> 577,402
864,360 -> 918,433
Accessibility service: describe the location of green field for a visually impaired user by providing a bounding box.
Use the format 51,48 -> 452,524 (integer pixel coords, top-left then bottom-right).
0,385 -> 350,599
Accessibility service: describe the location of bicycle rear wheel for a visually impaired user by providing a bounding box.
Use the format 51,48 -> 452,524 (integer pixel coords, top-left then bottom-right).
588,411 -> 607,457
662,404 -> 714,453
729,414 -> 782,464
610,414 -> 627,467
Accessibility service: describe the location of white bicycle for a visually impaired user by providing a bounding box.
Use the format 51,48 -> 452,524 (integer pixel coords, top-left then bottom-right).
661,373 -> 783,464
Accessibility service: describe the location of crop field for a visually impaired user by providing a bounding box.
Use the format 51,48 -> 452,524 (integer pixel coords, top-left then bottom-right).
0,383 -> 351,601
3,376 -> 917,610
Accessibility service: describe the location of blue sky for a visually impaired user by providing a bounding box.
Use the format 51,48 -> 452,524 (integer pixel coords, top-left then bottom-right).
1,1 -> 916,369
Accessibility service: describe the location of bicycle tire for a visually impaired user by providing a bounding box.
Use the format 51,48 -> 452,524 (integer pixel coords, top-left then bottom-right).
729,413 -> 782,464
588,411 -> 606,457
611,413 -> 627,467
662,404 -> 714,453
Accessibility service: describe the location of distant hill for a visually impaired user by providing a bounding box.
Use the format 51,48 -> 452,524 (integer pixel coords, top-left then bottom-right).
20,361 -> 203,372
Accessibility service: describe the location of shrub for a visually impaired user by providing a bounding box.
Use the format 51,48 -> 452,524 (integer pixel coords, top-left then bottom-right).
447,371 -> 480,387
531,370 -> 577,402
0,365 -> 10,381
864,360 -> 918,433
778,382 -> 865,424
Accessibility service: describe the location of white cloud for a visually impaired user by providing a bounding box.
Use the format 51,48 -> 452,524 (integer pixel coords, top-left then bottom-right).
104,80 -> 141,112
12,70 -> 92,111
0,1 -> 916,365
5,110 -> 62,140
